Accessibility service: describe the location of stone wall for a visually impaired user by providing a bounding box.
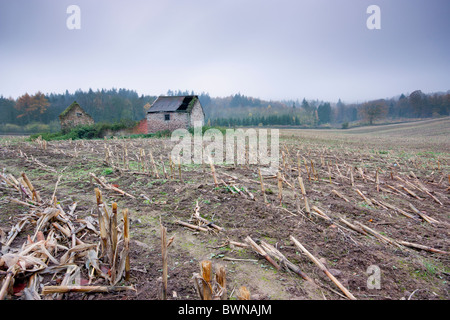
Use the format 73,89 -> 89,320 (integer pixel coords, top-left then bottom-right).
147,112 -> 189,133
146,100 -> 205,133
60,105 -> 94,131
189,100 -> 205,127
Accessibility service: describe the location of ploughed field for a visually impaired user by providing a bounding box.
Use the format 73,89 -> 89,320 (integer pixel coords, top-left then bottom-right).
0,117 -> 449,300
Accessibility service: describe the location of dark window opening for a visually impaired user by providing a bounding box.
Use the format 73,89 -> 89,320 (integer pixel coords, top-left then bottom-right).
76,112 -> 82,117
164,114 -> 170,121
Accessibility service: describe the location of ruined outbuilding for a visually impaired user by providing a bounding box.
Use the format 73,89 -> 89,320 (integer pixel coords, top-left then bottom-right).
146,95 -> 205,133
59,101 -> 94,131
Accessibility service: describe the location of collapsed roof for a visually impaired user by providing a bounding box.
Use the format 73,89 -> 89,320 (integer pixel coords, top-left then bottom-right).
147,95 -> 199,113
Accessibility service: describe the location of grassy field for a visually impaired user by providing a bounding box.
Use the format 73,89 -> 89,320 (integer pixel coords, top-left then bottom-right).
281,117 -> 450,152
0,117 -> 449,300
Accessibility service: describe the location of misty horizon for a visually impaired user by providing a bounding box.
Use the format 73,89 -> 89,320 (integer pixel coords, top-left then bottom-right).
1,0 -> 449,103
2,86 -> 449,106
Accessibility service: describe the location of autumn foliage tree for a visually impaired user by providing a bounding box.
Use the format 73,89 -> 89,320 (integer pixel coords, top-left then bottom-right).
358,99 -> 388,125
15,92 -> 50,124
14,93 -> 32,123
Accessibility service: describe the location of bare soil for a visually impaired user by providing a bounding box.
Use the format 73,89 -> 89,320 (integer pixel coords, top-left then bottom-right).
1,117 -> 449,300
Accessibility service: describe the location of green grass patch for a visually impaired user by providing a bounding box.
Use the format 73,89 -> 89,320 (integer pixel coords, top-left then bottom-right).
29,119 -> 137,141
29,120 -> 175,141
102,168 -> 114,175
188,125 -> 227,135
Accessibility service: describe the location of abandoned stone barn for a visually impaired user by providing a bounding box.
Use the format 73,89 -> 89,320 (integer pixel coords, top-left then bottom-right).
59,101 -> 94,131
146,95 -> 205,133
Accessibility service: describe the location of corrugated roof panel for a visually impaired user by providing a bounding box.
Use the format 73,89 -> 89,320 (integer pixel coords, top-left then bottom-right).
147,96 -> 186,113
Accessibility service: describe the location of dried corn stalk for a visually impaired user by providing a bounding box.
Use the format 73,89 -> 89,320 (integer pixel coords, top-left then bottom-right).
192,260 -> 227,300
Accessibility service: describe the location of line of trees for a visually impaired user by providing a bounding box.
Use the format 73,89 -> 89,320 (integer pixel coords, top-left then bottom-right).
336,90 -> 449,126
1,88 -> 448,133
0,88 -> 157,133
212,112 -> 319,127
208,90 -> 449,128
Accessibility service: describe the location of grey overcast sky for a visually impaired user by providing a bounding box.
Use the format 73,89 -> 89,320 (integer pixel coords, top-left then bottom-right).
0,0 -> 449,103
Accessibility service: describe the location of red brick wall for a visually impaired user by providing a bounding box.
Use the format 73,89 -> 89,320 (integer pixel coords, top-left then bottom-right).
132,119 -> 148,134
